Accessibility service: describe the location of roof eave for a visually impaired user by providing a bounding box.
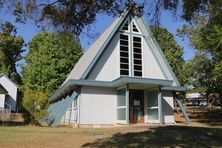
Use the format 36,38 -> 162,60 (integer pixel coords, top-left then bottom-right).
49,77 -> 173,102
162,86 -> 186,91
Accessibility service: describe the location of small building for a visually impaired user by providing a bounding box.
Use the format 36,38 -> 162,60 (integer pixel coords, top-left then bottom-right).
45,5 -> 186,127
0,73 -> 18,112
186,93 -> 207,106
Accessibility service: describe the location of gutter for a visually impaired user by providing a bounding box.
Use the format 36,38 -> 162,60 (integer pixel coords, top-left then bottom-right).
49,76 -> 174,102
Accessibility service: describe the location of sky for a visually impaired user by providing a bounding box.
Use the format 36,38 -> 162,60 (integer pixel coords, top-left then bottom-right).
80,10 -> 195,60
0,8 -> 196,73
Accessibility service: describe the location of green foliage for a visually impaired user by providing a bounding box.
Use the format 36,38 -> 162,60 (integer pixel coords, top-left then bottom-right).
22,89 -> 48,123
151,27 -> 185,85
22,31 -> 83,96
0,0 -> 133,34
187,53 -> 214,89
174,0 -> 222,97
0,21 -> 24,84
22,31 -> 82,123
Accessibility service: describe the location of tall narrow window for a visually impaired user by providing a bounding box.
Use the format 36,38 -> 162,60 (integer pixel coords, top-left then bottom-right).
120,34 -> 129,76
133,36 -> 142,76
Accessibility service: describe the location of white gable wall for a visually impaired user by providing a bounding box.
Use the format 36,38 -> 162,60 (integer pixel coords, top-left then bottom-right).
0,76 -> 17,111
135,17 -> 179,86
63,12 -> 180,86
142,37 -> 166,79
0,94 -> 5,108
87,17 -> 167,81
88,34 -> 120,81
79,86 -> 116,125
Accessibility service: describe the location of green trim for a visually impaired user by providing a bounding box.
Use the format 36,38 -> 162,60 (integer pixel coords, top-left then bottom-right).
49,76 -> 173,102
162,86 -> 186,91
126,85 -> 129,125
129,15 -> 133,76
175,98 -> 191,124
133,18 -> 169,80
140,18 -> 180,86
158,86 -> 163,124
81,11 -> 130,79
52,91 -> 78,127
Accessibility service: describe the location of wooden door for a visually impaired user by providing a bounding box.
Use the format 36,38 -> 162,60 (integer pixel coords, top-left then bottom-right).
129,90 -> 144,123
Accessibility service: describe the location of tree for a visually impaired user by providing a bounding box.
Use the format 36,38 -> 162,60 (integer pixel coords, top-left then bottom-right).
22,31 -> 83,96
151,27 -> 185,85
185,53 -> 215,93
22,89 -> 48,124
171,0 -> 222,102
22,31 -> 82,122
0,0 -> 172,35
0,0 -> 128,35
0,21 -> 24,84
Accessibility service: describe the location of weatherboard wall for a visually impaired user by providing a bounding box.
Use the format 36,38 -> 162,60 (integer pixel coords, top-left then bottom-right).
0,94 -> 5,108
0,75 -> 17,111
142,36 -> 166,80
87,34 -> 120,81
86,31 -> 167,81
79,86 -> 116,125
162,90 -> 175,124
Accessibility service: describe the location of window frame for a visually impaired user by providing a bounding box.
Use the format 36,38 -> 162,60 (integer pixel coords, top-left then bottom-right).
132,35 -> 143,77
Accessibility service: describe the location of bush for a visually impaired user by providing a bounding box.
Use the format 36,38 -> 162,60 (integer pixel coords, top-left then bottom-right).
22,89 -> 48,124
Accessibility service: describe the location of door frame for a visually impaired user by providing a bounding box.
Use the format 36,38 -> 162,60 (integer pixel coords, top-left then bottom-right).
145,89 -> 160,123
129,90 -> 144,123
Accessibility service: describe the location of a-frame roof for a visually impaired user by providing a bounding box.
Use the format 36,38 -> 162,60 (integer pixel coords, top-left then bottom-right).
63,11 -> 129,84
64,10 -> 180,86
0,73 -> 18,88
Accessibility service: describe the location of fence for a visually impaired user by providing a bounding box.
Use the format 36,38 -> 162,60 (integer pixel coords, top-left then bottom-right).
0,107 -> 11,120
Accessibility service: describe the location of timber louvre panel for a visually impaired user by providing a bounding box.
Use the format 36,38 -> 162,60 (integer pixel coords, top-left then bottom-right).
45,91 -> 78,127
52,91 -> 78,127
133,36 -> 142,77
120,34 -> 130,76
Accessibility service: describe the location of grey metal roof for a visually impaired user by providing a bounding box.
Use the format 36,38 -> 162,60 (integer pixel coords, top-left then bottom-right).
50,9 -> 182,102
62,11 -> 180,85
63,11 -> 129,84
0,73 -> 19,88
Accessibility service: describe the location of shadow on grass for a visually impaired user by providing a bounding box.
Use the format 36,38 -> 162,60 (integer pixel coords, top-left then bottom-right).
0,120 -> 26,126
82,126 -> 222,147
187,108 -> 222,126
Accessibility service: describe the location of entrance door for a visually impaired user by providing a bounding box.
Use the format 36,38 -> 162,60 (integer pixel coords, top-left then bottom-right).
129,90 -> 144,123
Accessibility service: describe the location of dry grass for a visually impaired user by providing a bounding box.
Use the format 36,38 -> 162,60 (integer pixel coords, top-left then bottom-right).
0,125 -> 222,148
1,107 -> 222,147
0,126 -> 127,148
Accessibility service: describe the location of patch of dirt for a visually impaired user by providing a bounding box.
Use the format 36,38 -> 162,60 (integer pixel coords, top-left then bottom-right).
175,106 -> 222,126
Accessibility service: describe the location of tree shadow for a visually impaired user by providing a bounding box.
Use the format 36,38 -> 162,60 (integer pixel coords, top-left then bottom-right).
0,120 -> 26,126
82,126 -> 222,147
179,107 -> 222,126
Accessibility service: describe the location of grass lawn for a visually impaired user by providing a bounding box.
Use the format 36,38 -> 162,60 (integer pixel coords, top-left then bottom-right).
0,124 -> 222,147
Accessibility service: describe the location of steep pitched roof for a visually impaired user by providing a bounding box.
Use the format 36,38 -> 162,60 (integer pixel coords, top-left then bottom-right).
62,10 -> 180,86
63,11 -> 129,84
0,73 -> 18,88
